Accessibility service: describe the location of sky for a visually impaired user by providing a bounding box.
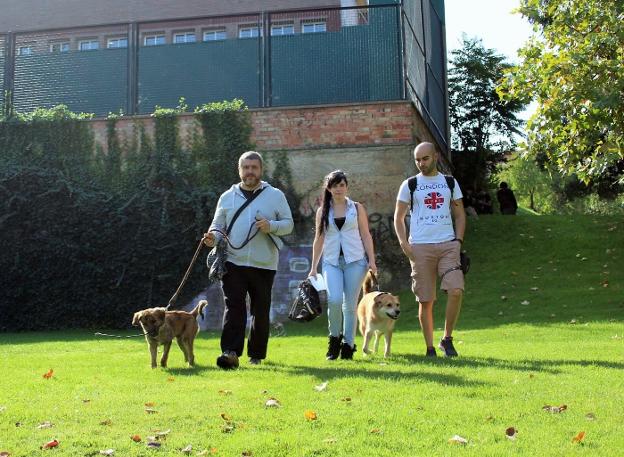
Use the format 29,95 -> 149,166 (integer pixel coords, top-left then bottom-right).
443,0 -> 537,121
444,0 -> 535,62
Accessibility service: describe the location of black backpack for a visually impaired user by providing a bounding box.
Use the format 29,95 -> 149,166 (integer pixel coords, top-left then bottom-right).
408,175 -> 456,211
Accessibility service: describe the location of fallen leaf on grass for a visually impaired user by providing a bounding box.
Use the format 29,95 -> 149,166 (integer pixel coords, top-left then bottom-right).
323,438 -> 337,444
196,449 -> 218,456
569,319 -> 577,325
144,402 -> 156,407
153,429 -> 170,439
221,424 -> 235,433
0,451 -> 11,456
144,408 -> 158,414
505,427 -> 517,441
218,390 -> 232,395
131,435 -> 142,442
314,381 -> 329,392
585,413 -> 596,420
572,431 -> 586,443
167,377 -> 175,382
0,406 -> 6,412
99,419 -> 113,426
520,300 -> 530,305
370,428 -> 382,434
341,397 -> 352,402
220,413 -> 232,422
41,440 -> 59,450
500,295 -> 507,300
82,399 -> 91,403
99,449 -> 114,456
265,398 -> 281,408
530,287 -> 539,291
181,444 -> 192,454
448,435 -> 467,445
146,441 -> 161,449
241,451 -> 252,456
37,421 -> 54,429
42,369 -> 54,379
304,410 -> 317,421
543,404 -> 567,413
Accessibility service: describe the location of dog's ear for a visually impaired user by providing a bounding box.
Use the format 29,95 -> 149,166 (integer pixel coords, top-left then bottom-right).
132,311 -> 142,326
153,308 -> 166,322
373,297 -> 383,308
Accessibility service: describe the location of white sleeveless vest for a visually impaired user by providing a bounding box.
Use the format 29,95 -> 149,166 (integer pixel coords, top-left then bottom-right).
322,198 -> 366,266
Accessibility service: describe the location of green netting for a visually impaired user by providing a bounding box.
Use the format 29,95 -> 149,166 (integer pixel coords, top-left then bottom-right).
13,48 -> 127,116
271,7 -> 402,106
138,39 -> 261,113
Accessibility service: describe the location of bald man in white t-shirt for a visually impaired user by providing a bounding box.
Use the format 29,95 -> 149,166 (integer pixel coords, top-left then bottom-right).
394,142 -> 466,357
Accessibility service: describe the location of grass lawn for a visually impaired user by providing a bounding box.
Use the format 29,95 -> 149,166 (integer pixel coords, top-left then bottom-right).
1,214 -> 623,456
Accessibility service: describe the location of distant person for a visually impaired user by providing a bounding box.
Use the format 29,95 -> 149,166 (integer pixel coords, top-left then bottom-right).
463,189 -> 479,218
497,181 -> 518,215
475,189 -> 493,214
308,170 -> 377,360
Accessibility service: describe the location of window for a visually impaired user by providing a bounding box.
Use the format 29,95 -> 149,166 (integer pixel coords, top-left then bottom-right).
107,37 -> 128,49
173,32 -> 196,44
239,25 -> 261,39
302,20 -> 327,34
50,42 -> 70,53
203,29 -> 227,41
271,23 -> 294,36
144,35 -> 166,46
79,40 -> 99,51
17,46 -> 33,56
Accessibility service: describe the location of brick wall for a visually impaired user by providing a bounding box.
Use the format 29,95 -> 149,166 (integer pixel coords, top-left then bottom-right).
90,100 -> 439,212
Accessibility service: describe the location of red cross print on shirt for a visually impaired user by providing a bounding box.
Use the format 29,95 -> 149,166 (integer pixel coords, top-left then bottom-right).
424,192 -> 445,209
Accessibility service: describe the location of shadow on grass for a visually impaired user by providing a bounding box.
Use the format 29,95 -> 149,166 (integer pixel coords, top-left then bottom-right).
398,353 -> 624,374
263,360 -> 489,387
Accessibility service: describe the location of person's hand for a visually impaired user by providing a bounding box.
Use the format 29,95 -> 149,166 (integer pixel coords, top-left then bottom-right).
308,269 -> 318,278
368,261 -> 378,276
255,218 -> 271,234
203,232 -> 215,248
399,241 -> 415,262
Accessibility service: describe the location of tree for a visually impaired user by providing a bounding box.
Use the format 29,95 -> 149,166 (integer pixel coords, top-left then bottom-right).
499,0 -> 624,184
448,37 -> 526,191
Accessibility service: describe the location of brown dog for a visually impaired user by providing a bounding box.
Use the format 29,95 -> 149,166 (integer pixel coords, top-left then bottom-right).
357,271 -> 400,358
132,300 -> 207,368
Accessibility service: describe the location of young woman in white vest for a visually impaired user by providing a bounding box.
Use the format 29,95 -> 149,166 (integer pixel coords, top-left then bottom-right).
309,170 -> 377,360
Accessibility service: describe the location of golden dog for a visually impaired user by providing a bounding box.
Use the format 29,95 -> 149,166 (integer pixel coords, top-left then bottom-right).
132,300 -> 207,368
357,271 -> 400,358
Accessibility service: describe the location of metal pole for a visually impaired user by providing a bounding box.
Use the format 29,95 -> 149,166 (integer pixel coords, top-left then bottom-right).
3,32 -> 16,118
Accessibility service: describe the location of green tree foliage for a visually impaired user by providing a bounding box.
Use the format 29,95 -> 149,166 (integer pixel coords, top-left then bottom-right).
500,0 -> 624,184
449,37 -> 526,191
497,155 -> 556,213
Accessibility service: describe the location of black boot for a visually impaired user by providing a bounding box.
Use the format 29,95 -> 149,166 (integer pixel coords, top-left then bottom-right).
340,342 -> 357,360
326,335 -> 342,360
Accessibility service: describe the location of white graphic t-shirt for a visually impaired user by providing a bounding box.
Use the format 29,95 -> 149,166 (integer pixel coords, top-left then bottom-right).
397,173 -> 463,244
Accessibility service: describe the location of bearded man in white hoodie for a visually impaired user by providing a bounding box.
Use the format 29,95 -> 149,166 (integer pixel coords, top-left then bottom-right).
204,151 -> 293,369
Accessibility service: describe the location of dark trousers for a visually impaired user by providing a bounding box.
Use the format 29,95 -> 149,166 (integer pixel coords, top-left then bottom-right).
220,262 -> 276,359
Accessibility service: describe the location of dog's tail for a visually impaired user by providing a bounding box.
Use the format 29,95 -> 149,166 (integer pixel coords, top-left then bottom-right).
190,300 -> 208,319
362,270 -> 379,295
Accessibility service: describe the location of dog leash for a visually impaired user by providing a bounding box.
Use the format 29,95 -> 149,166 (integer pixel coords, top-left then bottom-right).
166,237 -> 207,310
94,332 -> 148,338
166,222 -> 263,310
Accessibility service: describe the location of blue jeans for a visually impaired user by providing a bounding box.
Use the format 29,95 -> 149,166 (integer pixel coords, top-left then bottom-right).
322,256 -> 368,347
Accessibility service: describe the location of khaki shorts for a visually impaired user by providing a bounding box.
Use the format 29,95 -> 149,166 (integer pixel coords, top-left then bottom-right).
409,240 -> 464,302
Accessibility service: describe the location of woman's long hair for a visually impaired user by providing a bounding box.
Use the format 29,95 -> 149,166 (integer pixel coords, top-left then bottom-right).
318,170 -> 348,235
